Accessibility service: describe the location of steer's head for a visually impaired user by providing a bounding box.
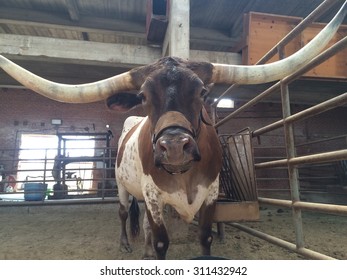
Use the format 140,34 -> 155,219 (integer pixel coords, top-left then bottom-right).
107,57 -> 213,174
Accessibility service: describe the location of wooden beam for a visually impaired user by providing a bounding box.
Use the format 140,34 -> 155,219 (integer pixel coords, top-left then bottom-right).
0,34 -> 241,65
190,50 -> 241,64
0,34 -> 160,67
0,34 -> 241,87
0,34 -> 241,88
163,0 -> 190,58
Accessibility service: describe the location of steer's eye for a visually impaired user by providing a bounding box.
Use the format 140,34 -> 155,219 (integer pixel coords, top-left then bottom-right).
137,92 -> 146,103
200,87 -> 208,98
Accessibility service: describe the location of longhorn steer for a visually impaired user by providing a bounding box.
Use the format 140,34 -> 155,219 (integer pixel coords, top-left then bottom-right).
109,57 -> 223,259
0,2 -> 345,259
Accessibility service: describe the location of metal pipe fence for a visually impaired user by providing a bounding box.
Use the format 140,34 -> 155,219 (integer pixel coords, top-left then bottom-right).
0,146 -> 117,204
212,0 -> 347,259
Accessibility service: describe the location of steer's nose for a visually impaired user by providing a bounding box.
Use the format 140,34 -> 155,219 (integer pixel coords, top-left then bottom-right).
158,136 -> 190,154
158,136 -> 192,165
154,130 -> 201,166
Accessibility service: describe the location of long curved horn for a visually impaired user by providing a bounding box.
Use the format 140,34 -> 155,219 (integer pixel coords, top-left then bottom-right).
0,55 -> 137,103
212,1 -> 347,84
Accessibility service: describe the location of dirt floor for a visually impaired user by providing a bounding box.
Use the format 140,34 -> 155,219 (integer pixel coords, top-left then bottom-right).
0,202 -> 346,260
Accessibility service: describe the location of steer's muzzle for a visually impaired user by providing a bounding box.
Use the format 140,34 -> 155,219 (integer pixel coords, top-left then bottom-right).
152,112 -> 201,174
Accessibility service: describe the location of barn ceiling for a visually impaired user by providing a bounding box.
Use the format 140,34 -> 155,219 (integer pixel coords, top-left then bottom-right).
0,0 -> 346,105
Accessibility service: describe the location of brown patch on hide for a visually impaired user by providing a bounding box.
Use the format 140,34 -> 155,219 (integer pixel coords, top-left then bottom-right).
117,122 -> 142,168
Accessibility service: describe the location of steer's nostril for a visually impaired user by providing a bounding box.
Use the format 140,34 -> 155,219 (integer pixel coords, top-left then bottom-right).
183,139 -> 191,151
159,137 -> 190,152
159,139 -> 168,151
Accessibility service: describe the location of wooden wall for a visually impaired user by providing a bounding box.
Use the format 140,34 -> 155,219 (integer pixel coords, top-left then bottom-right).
243,12 -> 347,80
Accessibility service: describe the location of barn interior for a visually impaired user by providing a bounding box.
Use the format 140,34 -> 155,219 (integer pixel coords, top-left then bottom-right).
0,0 -> 346,260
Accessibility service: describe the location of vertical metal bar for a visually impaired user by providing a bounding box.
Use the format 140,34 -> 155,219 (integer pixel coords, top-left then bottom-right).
280,82 -> 305,249
43,149 -> 47,186
277,45 -> 285,60
211,106 -> 217,125
62,138 -> 66,187
102,150 -> 106,200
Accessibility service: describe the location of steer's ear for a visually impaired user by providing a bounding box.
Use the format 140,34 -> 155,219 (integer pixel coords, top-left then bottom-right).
106,92 -> 142,112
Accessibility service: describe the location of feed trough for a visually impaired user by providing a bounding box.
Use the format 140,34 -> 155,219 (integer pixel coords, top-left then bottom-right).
214,128 -> 259,222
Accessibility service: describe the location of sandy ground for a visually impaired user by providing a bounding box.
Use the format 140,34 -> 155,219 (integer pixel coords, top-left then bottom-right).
0,202 -> 346,260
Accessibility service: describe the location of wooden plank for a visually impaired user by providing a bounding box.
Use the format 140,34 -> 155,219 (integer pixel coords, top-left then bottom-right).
301,23 -> 347,79
246,12 -> 301,64
244,12 -> 347,80
213,201 -> 260,222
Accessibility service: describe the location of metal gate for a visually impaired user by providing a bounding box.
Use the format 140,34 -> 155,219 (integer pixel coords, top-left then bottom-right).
212,0 -> 347,260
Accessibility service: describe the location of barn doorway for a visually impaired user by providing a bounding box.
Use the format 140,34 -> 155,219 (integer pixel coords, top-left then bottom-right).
17,134 -> 95,194
17,134 -> 58,191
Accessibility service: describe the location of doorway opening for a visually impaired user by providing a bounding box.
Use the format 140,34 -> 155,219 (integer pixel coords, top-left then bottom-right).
17,134 -> 95,194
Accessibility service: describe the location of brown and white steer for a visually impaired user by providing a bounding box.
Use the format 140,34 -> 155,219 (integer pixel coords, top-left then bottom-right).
0,2 -> 345,259
109,57 -> 223,259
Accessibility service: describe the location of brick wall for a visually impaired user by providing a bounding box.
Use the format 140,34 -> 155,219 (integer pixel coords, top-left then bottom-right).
0,88 -> 144,172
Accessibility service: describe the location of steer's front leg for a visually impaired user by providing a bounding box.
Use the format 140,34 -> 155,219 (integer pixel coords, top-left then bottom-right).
118,184 -> 132,253
145,205 -> 169,259
198,201 -> 217,256
143,183 -> 169,259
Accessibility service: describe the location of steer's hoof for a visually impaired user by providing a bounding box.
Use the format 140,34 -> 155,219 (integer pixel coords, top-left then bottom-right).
119,244 -> 133,253
142,254 -> 156,260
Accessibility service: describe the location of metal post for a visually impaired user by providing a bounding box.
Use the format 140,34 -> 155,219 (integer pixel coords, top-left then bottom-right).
280,82 -> 305,249
102,150 -> 106,200
43,149 -> 47,186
